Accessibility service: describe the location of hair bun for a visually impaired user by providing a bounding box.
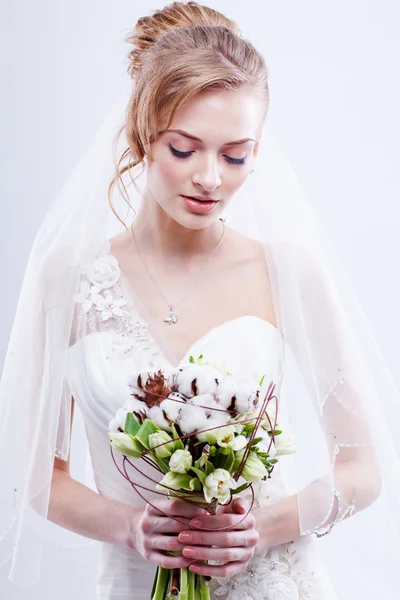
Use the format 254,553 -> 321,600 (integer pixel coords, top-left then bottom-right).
125,1 -> 241,78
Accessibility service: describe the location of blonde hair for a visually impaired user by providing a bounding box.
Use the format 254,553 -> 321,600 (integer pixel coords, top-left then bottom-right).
109,1 -> 269,227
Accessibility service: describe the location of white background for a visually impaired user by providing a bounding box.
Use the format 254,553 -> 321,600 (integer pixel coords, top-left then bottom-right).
1,1 -> 399,598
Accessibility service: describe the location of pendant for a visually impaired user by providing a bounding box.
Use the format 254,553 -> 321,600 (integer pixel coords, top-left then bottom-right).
164,308 -> 178,325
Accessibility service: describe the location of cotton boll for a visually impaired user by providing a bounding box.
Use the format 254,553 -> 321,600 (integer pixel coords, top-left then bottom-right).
160,393 -> 184,423
109,408 -> 129,433
234,386 -> 253,414
178,405 -> 208,434
124,397 -> 148,415
147,406 -> 172,431
215,378 -> 237,409
191,394 -> 225,419
164,367 -> 181,390
176,365 -> 220,397
127,371 -> 148,398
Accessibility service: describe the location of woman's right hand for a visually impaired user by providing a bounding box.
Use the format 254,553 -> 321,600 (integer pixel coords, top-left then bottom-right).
127,499 -> 209,569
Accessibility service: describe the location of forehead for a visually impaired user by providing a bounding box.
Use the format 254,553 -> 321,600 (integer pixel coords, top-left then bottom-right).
161,87 -> 264,144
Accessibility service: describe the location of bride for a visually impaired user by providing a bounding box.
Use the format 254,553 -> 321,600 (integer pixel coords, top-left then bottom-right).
1,2 -> 400,599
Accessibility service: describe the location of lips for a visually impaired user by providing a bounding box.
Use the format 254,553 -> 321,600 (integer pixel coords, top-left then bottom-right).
185,196 -> 217,202
181,195 -> 219,214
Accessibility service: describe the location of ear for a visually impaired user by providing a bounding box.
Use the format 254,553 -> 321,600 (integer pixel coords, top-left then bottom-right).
253,140 -> 259,160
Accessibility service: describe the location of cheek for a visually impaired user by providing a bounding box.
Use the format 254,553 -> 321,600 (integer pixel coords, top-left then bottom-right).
156,157 -> 186,187
228,168 -> 249,193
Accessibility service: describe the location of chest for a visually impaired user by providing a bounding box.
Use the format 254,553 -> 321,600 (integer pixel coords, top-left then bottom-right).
119,253 -> 277,365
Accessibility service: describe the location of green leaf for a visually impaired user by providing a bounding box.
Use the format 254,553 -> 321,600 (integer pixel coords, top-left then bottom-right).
135,419 -> 160,449
259,374 -> 266,387
189,466 -> 206,485
151,453 -> 171,474
231,482 -> 250,495
268,429 -> 282,436
252,437 -> 263,445
205,461 -> 215,476
171,423 -> 184,451
124,412 -> 141,436
188,478 -> 202,492
189,356 -> 195,364
222,447 -> 235,473
199,354 -> 204,359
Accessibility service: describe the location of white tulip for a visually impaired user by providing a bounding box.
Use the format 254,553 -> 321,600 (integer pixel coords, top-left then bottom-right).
169,449 -> 193,473
215,425 -> 248,451
148,431 -> 175,458
203,468 -> 236,504
108,432 -> 144,458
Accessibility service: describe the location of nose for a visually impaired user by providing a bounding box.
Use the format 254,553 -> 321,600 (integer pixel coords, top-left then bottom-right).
192,153 -> 222,192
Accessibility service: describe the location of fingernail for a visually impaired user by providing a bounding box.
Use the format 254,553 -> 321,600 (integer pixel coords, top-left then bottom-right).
183,547 -> 195,558
179,532 -> 193,542
190,564 -> 201,572
190,519 -> 201,528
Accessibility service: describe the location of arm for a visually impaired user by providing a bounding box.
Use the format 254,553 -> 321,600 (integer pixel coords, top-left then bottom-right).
49,398 -> 209,569
50,396 -> 136,546
50,462 -> 136,546
254,447 -> 382,551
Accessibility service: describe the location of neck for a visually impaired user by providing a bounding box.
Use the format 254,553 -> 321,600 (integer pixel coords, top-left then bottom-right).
131,195 -> 224,265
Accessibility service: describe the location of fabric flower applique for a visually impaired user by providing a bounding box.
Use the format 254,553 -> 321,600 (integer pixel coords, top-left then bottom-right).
74,280 -> 103,315
85,250 -> 121,290
211,549 -> 302,600
94,291 -> 127,322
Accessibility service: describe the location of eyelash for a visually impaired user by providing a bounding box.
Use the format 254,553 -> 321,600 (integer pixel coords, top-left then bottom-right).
168,143 -> 246,165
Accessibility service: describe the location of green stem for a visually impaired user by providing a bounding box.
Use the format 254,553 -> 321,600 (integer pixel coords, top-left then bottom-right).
179,567 -> 188,600
151,565 -> 170,600
199,575 -> 210,600
188,568 -> 195,600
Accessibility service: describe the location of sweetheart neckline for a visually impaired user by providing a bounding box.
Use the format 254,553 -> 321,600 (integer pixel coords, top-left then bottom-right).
179,314 -> 281,364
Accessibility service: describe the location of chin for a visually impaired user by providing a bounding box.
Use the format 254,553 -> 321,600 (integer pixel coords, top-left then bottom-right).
177,210 -> 222,230
159,201 -> 224,230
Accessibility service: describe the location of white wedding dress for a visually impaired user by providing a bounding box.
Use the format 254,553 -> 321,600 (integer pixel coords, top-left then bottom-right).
65,239 -> 339,600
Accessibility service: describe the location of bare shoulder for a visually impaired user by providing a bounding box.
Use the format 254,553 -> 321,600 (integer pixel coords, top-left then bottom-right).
222,226 -> 271,270
108,228 -> 132,255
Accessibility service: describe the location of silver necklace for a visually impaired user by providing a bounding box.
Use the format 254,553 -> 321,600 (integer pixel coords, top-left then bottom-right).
130,218 -> 226,325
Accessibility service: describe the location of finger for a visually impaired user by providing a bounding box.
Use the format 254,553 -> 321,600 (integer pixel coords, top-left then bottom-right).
189,559 -> 250,578
147,551 -> 194,570
149,535 -> 185,552
151,517 -> 191,534
178,529 -> 258,548
231,498 -> 249,513
148,499 -> 208,519
188,513 -> 255,531
182,545 -> 254,563
219,498 -> 249,515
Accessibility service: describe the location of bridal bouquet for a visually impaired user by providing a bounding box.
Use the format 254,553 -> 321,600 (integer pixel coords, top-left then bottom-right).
108,355 -> 294,600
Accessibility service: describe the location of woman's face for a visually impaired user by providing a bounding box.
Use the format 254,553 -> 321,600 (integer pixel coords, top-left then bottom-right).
144,86 -> 265,230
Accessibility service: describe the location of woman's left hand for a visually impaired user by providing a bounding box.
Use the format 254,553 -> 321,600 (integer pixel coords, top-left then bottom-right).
177,498 -> 259,577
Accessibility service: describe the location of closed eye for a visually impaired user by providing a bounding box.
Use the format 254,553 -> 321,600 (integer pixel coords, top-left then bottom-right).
168,143 -> 246,166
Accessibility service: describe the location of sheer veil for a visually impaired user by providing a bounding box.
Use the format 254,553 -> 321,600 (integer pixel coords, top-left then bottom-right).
1,42 -> 400,600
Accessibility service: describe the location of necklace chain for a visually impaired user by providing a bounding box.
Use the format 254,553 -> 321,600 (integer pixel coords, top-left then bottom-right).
130,218 -> 226,324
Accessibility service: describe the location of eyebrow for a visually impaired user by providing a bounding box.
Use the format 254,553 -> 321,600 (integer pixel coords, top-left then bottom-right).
163,129 -> 256,146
